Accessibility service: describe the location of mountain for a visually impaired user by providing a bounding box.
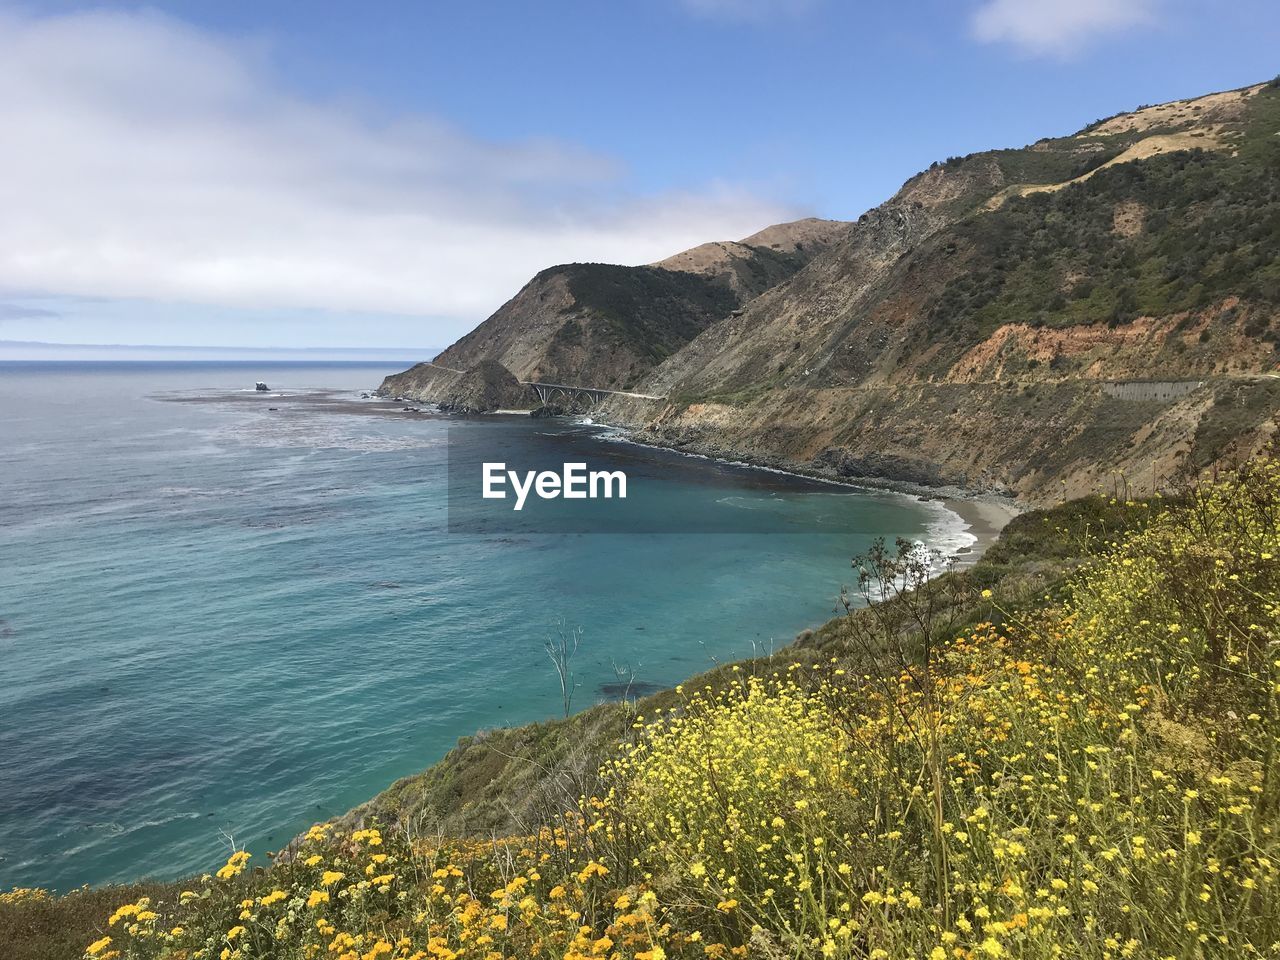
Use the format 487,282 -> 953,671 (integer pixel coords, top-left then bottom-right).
598,79 -> 1280,502
649,217 -> 854,298
646,82 -> 1279,398
377,218 -> 848,400
386,79 -> 1280,503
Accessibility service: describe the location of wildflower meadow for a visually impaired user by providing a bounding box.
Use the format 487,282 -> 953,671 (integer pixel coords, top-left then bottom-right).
7,460 -> 1280,959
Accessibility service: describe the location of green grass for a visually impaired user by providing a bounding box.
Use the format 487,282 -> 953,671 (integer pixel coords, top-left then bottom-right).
0,885 -> 181,960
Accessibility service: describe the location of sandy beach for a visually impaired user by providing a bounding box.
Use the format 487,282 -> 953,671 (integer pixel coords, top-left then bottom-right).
941,496 -> 1026,567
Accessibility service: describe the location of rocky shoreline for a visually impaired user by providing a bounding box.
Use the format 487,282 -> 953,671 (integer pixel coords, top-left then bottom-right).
585,413 -> 1026,562
369,368 -> 1029,555
612,421 -> 1026,509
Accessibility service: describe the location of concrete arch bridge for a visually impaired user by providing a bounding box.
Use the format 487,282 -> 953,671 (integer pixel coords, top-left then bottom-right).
524,381 -> 665,406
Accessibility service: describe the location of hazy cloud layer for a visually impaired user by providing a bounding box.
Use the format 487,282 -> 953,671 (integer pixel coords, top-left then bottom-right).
0,9 -> 794,326
971,0 -> 1158,57
0,302 -> 61,321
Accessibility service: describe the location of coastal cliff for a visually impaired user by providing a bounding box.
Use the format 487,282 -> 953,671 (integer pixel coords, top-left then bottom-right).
597,374 -> 1280,504
385,79 -> 1280,504
378,218 -> 849,406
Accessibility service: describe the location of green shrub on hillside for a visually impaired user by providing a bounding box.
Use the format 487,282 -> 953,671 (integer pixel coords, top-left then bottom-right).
928,87 -> 1280,342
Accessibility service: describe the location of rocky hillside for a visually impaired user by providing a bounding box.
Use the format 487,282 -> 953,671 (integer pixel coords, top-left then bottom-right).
599,79 -> 1280,503
383,218 -> 848,399
383,79 -> 1280,503
650,217 -> 852,298
428,359 -> 528,414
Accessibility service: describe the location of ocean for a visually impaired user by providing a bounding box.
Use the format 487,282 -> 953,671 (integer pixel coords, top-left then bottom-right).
0,361 -> 973,891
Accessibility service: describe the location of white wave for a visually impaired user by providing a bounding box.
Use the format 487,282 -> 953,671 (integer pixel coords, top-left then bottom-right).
918,498 -> 980,571
54,812 -> 205,859
714,496 -> 757,509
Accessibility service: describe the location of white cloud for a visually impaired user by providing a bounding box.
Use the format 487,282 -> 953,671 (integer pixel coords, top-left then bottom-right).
970,0 -> 1158,57
0,9 -> 795,333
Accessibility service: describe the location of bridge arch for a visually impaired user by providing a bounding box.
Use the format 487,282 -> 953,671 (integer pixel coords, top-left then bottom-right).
526,381 -> 656,406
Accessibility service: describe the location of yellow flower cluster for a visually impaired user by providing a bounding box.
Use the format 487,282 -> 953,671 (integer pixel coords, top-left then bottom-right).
78,461 -> 1280,958
215,851 -> 250,881
0,886 -> 51,905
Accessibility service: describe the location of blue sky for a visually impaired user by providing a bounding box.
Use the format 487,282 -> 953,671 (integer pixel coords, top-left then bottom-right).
0,0 -> 1277,355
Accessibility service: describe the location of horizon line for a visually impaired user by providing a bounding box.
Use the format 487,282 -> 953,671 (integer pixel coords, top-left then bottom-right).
0,339 -> 439,352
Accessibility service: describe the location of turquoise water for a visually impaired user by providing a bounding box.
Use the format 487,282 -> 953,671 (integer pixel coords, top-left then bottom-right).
0,362 -> 971,891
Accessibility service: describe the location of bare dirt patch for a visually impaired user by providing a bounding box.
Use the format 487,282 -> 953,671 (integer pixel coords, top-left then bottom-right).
1113,199 -> 1146,237
654,240 -> 755,276
1086,84 -> 1262,136
946,318 -> 1172,381
985,130 -> 1228,211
